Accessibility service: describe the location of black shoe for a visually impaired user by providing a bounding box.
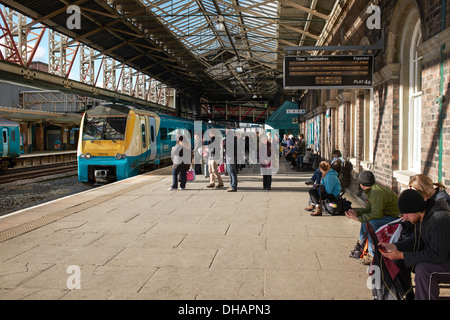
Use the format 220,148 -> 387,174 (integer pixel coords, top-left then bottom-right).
349,242 -> 362,258
305,180 -> 314,185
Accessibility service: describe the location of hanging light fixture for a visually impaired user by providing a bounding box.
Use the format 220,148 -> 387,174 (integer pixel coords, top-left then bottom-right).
236,63 -> 244,73
215,16 -> 225,32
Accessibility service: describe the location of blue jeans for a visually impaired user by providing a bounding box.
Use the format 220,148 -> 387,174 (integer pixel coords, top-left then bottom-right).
296,155 -> 304,168
226,163 -> 238,190
310,169 -> 322,184
360,216 -> 398,255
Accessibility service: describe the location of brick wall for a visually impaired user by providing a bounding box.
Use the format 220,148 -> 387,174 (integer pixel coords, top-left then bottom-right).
299,0 -> 449,196
371,79 -> 400,190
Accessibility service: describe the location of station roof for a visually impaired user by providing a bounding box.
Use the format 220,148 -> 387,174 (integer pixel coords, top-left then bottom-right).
0,106 -> 81,126
0,0 -> 343,105
265,100 -> 299,130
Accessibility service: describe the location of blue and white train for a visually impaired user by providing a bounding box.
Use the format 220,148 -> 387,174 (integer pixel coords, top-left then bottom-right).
0,118 -> 20,174
77,103 -> 223,184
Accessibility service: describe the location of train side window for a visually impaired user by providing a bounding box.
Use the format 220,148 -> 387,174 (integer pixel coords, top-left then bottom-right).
169,128 -> 176,140
11,130 -> 15,141
160,128 -> 167,140
141,123 -> 146,148
3,131 -> 6,143
150,125 -> 155,142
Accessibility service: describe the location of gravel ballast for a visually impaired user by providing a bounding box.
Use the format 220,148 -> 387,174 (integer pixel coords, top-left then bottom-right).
0,173 -> 94,217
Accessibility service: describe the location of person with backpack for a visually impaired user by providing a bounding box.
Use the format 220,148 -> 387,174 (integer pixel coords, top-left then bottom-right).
345,170 -> 399,264
379,188 -> 450,300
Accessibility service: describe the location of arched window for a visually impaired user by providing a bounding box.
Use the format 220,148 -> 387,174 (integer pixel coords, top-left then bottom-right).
397,8 -> 422,175
408,20 -> 422,172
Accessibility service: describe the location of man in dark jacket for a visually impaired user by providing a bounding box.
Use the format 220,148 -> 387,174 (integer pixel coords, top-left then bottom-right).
380,189 -> 450,300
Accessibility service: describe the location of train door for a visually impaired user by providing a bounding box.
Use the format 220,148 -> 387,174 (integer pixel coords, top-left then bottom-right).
148,116 -> 156,161
139,116 -> 149,164
2,128 -> 9,156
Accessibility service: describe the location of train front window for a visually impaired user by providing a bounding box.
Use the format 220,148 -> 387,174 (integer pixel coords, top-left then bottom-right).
82,116 -> 127,141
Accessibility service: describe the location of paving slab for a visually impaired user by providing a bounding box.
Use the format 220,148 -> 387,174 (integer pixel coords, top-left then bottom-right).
0,159 -> 373,300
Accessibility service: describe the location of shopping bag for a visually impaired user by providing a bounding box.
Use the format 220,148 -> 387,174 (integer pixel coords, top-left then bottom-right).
375,218 -> 403,244
218,163 -> 225,173
186,170 -> 196,181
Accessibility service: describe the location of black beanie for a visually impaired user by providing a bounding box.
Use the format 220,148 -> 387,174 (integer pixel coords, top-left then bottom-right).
398,189 -> 426,214
358,170 -> 376,187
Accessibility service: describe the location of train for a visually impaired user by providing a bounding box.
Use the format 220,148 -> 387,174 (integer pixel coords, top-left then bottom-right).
0,118 -> 21,174
77,103 -> 224,184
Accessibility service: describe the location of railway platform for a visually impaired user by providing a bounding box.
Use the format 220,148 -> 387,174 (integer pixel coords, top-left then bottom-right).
0,159 -> 373,300
15,150 -> 77,168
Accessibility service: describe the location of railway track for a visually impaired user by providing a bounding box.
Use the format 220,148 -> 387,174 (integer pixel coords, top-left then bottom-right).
0,161 -> 78,184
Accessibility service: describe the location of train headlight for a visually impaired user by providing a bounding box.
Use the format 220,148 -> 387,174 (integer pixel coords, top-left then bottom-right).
80,154 -> 85,158
85,153 -> 91,159
115,153 -> 122,160
121,154 -> 127,159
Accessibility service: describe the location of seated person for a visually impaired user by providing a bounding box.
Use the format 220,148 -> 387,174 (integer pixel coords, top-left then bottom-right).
409,174 -> 450,205
380,189 -> 450,300
284,135 -> 295,156
304,161 -> 341,216
345,170 -> 399,264
305,150 -> 343,185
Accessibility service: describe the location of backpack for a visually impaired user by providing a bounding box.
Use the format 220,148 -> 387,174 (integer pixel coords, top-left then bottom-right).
322,197 -> 352,215
322,188 -> 352,216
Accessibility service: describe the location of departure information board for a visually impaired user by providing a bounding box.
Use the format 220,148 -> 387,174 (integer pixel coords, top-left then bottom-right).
284,55 -> 374,89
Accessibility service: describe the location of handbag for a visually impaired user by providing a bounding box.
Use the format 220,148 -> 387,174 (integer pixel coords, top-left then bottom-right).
218,163 -> 225,173
186,169 -> 196,181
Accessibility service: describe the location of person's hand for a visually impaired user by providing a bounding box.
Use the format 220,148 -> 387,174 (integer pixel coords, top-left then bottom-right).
379,242 -> 404,260
345,209 -> 359,221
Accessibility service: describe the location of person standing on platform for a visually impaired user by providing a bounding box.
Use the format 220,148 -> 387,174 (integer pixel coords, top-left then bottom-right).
226,131 -> 238,192
260,133 -> 272,190
295,133 -> 306,171
169,134 -> 190,191
193,133 -> 203,175
206,130 -> 224,189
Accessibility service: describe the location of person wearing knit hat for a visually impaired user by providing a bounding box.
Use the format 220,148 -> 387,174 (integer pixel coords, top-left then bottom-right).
379,188 -> 450,300
397,189 -> 427,217
345,170 -> 399,264
358,170 -> 376,187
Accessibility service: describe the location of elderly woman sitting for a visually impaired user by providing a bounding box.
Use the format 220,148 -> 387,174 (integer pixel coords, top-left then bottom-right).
304,161 -> 341,216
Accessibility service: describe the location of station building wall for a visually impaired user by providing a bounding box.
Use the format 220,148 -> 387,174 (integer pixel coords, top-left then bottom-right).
299,0 -> 450,197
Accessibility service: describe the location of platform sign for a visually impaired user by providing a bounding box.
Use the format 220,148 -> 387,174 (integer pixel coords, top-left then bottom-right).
286,109 -> 306,115
284,55 -> 374,89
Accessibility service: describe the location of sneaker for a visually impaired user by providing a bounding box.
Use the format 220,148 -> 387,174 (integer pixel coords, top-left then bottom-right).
206,184 -> 215,188
227,188 -> 237,192
168,187 -> 175,191
178,187 -> 185,190
305,180 -> 314,185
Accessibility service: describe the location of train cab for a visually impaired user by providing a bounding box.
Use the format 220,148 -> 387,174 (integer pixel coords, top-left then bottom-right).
0,118 -> 20,173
